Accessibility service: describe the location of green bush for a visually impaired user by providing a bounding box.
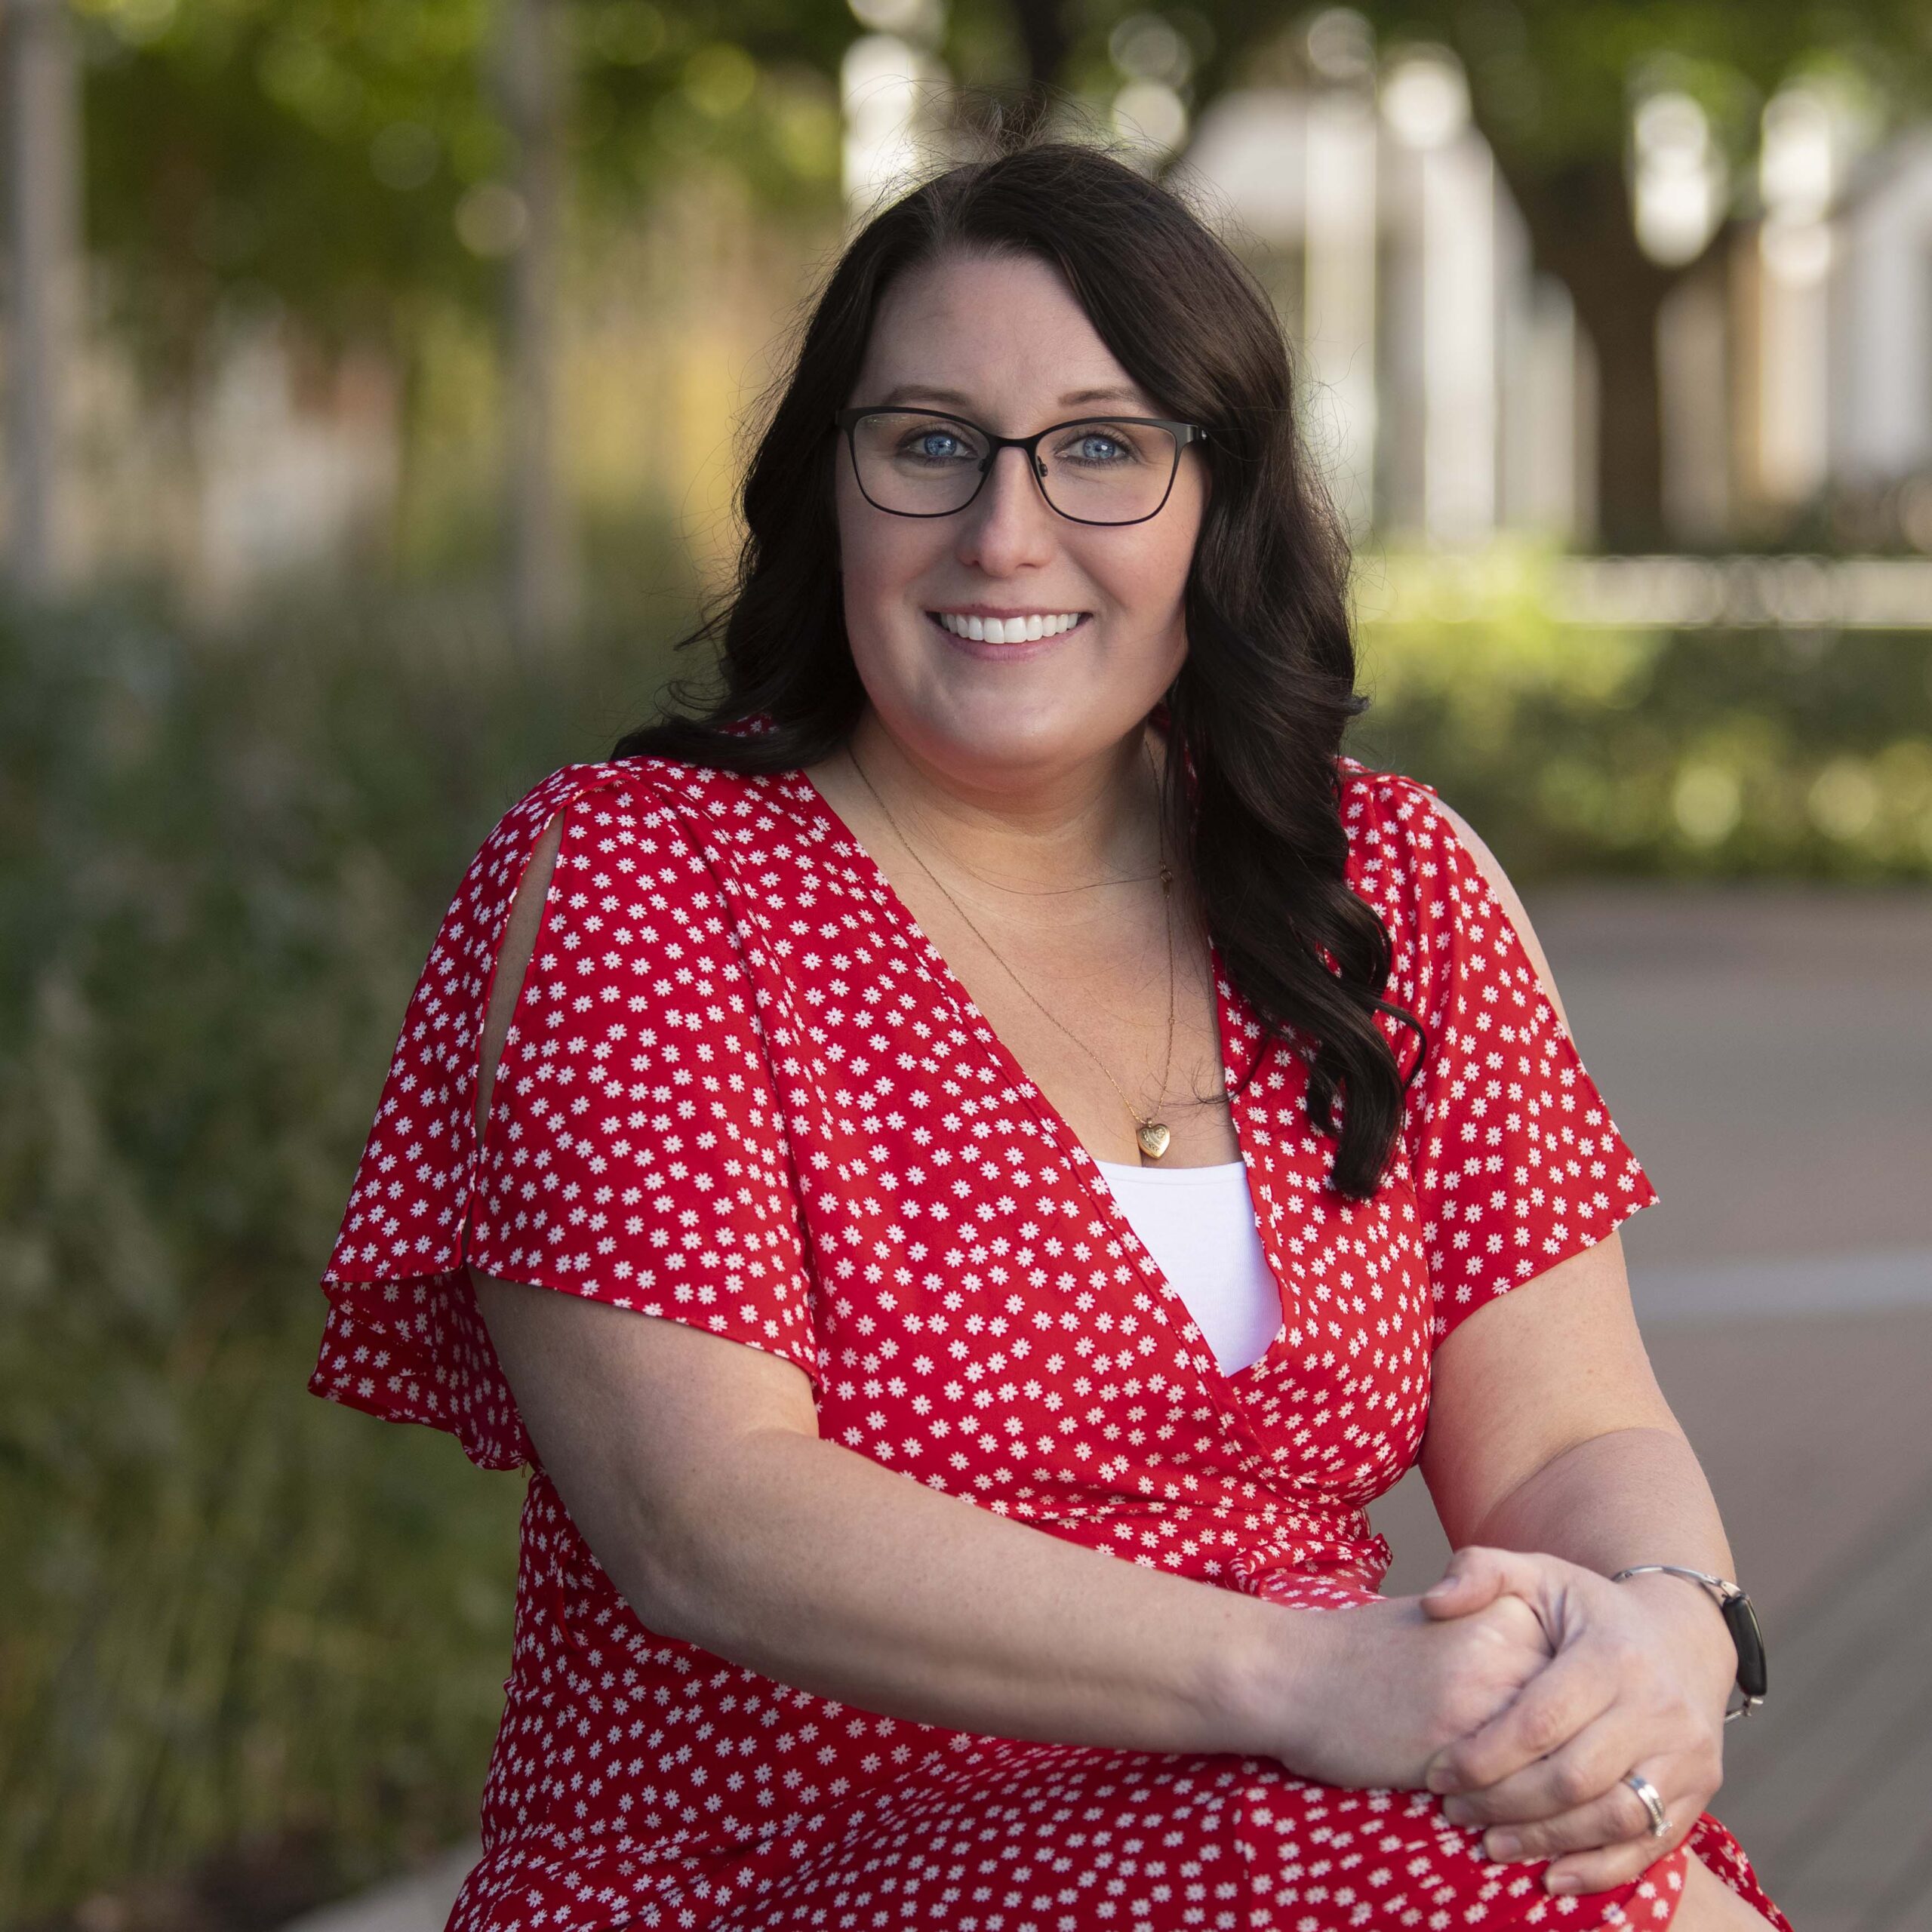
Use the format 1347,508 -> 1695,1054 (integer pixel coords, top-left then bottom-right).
3,562 -> 1926,1924
0,585 -> 689,1924
1348,548 -> 1932,880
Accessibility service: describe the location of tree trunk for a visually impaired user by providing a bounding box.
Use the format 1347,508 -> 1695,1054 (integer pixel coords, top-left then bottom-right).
3,0 -> 82,598
500,0 -> 577,655
1004,0 -> 1072,137
1475,149 -> 1681,552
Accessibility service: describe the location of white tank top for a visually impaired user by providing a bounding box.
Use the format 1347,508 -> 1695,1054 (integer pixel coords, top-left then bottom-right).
1093,1159 -> 1281,1375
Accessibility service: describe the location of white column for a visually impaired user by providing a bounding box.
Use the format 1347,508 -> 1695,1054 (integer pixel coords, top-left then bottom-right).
1420,130 -> 1496,542
841,35 -> 949,221
1381,51 -> 1495,545
1831,132 -> 1932,488
1755,85 -> 1835,509
1301,87 -> 1377,537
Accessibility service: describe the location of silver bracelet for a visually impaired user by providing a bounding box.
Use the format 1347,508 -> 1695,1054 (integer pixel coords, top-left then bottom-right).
1610,1564 -> 1767,1721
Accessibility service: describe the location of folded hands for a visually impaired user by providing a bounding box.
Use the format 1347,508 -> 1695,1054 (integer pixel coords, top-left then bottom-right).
1414,1546 -> 1740,1895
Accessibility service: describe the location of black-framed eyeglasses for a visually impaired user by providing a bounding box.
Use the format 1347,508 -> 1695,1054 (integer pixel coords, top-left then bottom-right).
834,405 -> 1210,527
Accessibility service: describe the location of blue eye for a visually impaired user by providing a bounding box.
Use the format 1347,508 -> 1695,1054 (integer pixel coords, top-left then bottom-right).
1056,426 -> 1144,466
892,426 -> 977,464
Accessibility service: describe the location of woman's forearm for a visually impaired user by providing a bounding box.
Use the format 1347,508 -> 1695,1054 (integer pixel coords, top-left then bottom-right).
1456,1425 -> 1746,1720
636,1425 -> 1321,1762
1466,1423 -> 1736,1584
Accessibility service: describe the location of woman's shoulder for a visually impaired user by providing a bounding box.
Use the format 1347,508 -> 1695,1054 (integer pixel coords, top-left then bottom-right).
1334,752 -> 1449,819
1333,755 -> 1467,906
478,749 -> 811,874
441,752 -> 835,1002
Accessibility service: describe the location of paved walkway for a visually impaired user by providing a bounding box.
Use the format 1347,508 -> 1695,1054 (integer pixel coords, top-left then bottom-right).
1523,882 -> 1930,1270
288,885 -> 1932,1932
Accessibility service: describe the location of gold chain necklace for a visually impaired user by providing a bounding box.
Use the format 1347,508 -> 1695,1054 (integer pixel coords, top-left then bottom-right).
846,743 -> 1180,1161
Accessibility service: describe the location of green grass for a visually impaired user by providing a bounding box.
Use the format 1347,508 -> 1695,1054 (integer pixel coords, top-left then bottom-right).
3,558 -> 1927,1926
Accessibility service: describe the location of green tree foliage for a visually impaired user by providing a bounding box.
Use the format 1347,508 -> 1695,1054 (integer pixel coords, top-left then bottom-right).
80,0 -> 501,374
75,0 -> 852,379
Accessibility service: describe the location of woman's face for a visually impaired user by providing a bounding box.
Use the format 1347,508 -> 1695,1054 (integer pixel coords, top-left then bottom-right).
834,248 -> 1207,793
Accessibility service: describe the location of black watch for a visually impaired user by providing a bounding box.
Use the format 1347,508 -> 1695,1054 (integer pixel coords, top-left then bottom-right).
1611,1564 -> 1767,1720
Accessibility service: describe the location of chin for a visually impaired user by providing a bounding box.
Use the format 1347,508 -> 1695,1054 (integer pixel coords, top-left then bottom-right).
900,686 -> 1140,786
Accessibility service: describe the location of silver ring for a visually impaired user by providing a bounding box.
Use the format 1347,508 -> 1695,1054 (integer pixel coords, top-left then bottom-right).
1623,1771 -> 1670,1838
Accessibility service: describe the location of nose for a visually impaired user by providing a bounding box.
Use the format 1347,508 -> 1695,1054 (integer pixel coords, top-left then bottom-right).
954,443 -> 1058,577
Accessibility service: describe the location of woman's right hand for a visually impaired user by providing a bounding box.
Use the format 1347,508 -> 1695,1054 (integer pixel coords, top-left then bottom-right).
1261,1590 -> 1554,1791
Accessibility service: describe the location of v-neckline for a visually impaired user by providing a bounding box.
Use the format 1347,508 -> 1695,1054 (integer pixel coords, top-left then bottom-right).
780,764 -> 1291,1397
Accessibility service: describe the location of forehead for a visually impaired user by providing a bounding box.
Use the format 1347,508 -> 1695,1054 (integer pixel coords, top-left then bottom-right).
855,249 -> 1156,416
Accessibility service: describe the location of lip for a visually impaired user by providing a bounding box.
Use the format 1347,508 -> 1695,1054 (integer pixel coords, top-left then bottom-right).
922,609 -> 1089,659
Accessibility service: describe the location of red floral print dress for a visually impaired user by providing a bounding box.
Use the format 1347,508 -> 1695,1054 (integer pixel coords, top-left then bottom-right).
310,746 -> 1790,1932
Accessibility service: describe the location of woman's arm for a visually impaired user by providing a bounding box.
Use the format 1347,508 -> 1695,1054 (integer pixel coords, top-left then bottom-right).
474,1268 -> 1272,1755
1420,1232 -> 1736,1586
1415,1241 -> 1742,1893
472,1266 -> 1555,1780
1417,801 -> 1734,1593
1411,807 -> 1745,1893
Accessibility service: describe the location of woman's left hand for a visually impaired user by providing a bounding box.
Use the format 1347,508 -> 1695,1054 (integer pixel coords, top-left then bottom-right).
1415,1545 -> 1739,1895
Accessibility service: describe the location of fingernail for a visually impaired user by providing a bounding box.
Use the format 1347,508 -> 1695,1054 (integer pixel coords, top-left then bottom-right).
1441,1798 -> 1471,1825
1422,1581 -> 1455,1599
1547,1873 -> 1581,1894
1487,1832 -> 1521,1860
1426,1767 -> 1462,1795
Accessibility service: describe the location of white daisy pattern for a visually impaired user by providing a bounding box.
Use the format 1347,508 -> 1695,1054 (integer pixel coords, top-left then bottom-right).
311,746 -> 1790,1932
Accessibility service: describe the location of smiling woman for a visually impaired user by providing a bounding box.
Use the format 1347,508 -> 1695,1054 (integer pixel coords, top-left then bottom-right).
311,139 -> 1790,1932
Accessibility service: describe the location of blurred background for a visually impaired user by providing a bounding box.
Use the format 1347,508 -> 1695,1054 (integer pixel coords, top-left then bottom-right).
2,2 -> 1929,1930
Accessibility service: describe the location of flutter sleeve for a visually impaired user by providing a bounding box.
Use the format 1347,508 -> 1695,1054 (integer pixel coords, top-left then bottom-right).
1342,762 -> 1661,1349
309,762 -> 820,1471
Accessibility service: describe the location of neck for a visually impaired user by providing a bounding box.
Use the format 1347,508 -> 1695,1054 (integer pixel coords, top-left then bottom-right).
844,710 -> 1164,893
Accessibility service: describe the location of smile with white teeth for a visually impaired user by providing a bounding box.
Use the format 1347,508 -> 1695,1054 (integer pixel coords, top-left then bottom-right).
932,611 -> 1086,643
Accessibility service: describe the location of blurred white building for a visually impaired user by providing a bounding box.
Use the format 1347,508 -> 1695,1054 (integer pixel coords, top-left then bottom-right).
1832,130 -> 1932,496
1180,59 -> 1932,553
1658,94 -> 1932,549
1174,52 -> 1593,548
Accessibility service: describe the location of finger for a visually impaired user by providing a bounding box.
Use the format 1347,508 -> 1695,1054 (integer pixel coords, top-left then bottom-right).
1426,1649 -> 1617,1796
1438,1711 -> 1638,1827
1451,1752 -> 1680,1863
1542,1777 -> 1692,1897
1540,1823 -> 1690,1900
1419,1543 -> 1547,1620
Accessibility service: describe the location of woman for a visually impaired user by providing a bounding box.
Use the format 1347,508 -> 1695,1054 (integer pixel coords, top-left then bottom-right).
311,141 -> 1789,1930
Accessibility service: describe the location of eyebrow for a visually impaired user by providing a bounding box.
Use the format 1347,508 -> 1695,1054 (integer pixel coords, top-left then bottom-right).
872,383 -> 1151,412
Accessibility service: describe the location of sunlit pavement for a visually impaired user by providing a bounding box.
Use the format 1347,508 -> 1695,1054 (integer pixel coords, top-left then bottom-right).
285,886 -> 1932,1932
279,1847 -> 479,1932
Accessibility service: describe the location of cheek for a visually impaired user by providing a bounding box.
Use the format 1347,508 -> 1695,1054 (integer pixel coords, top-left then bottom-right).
1098,514 -> 1199,645
1155,480 -> 1208,607
836,491 -> 934,608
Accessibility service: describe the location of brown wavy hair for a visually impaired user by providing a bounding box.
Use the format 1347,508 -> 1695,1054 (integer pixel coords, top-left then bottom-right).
613,134 -> 1424,1199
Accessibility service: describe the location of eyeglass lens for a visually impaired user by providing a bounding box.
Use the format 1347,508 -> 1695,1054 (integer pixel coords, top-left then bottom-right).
848,411 -> 1181,523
